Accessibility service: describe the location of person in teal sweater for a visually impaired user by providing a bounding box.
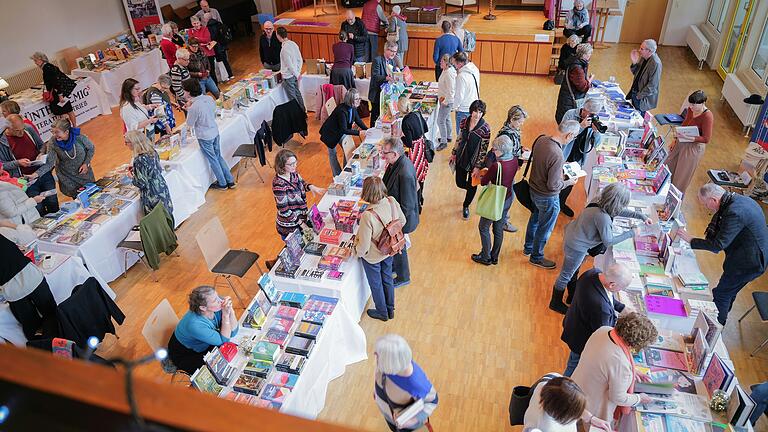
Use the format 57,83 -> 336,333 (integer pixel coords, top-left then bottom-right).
168,285 -> 238,373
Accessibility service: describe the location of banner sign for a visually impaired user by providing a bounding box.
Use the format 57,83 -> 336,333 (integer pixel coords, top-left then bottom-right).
122,0 -> 163,38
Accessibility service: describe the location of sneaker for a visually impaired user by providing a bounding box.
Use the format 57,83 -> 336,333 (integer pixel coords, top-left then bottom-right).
388,309 -> 395,319
436,142 -> 448,151
491,257 -> 498,265
227,182 -> 237,189
366,309 -> 389,321
462,207 -> 470,220
561,204 -> 574,217
522,250 -> 531,257
549,287 -> 569,314
529,257 -> 557,269
210,184 -> 227,190
503,222 -> 518,233
393,279 -> 411,289
471,253 -> 492,266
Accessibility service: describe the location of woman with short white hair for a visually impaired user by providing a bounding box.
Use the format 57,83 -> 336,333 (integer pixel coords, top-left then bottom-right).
564,0 -> 591,41
31,51 -> 77,127
374,334 -> 438,431
160,23 -> 178,69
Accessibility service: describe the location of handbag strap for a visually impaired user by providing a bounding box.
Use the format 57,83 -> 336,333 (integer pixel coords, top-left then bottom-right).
471,73 -> 480,98
521,134 -> 545,179
565,64 -> 578,104
495,162 -> 502,185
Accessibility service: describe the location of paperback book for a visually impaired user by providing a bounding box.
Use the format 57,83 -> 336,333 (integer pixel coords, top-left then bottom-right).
251,341 -> 280,364
275,353 -> 306,375
301,310 -> 327,325
268,317 -> 295,334
232,374 -> 266,396
727,385 -> 756,428
304,295 -> 339,315
285,335 -> 315,357
635,369 -> 696,395
260,384 -> 291,404
203,348 -> 237,385
637,392 -> 712,422
191,366 -> 224,395
242,359 -> 273,378
269,371 -> 299,390
275,305 -> 300,321
278,292 -> 308,308
257,273 -> 278,304
645,347 -> 688,371
224,390 -> 260,405
702,352 -> 734,398
295,321 -> 322,340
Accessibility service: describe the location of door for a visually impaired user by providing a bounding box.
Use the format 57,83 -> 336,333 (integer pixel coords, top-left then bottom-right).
619,0 -> 669,44
718,0 -> 756,79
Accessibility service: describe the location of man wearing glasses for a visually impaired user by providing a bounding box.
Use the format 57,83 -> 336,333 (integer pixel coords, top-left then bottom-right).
259,21 -> 281,72
368,41 -> 400,126
627,39 -> 662,116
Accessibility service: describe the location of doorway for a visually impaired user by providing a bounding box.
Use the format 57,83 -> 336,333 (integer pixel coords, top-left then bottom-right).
619,0 -> 669,44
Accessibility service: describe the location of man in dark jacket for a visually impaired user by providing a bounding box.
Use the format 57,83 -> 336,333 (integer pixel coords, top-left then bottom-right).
679,183 -> 768,325
369,41 -> 399,127
259,21 -> 281,71
341,10 -> 368,63
560,264 -> 630,376
381,137 -> 418,288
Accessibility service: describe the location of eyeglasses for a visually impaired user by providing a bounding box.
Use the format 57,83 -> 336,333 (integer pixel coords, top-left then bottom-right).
285,161 -> 297,166
382,150 -> 396,156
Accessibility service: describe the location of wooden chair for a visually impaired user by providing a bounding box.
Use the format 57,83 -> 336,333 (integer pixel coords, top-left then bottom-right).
313,0 -> 338,17
142,299 -> 189,385
738,291 -> 768,356
444,0 -> 479,15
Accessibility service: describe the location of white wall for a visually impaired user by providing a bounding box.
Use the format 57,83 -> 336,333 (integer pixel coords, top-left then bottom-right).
659,0 -> 710,46
0,0 -> 130,77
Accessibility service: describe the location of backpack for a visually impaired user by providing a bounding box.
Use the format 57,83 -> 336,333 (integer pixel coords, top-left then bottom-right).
142,86 -> 165,105
463,30 -> 477,52
221,24 -> 233,43
368,197 -> 406,256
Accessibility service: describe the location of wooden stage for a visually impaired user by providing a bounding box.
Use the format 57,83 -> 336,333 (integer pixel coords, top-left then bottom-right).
275,6 -> 553,75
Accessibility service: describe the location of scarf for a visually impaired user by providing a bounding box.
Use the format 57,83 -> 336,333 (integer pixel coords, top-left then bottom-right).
55,127 -> 80,152
610,329 -> 635,420
0,168 -> 22,188
571,7 -> 588,27
704,191 -> 734,241
498,125 -> 522,158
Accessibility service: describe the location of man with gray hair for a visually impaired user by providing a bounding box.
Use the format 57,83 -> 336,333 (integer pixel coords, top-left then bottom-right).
369,41 -> 400,126
557,96 -> 605,216
678,183 -> 768,325
561,263 -> 632,376
627,39 -> 662,115
524,120 -> 581,270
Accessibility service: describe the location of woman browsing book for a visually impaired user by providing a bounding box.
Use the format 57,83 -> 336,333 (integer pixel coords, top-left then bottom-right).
667,90 -> 713,196
45,118 -> 95,198
123,131 -> 174,220
523,374 -> 611,432
571,313 -> 658,425
373,334 -> 438,431
355,177 -> 406,322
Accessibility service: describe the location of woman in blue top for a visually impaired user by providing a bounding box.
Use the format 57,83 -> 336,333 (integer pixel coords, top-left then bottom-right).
374,334 -> 438,431
168,285 -> 238,374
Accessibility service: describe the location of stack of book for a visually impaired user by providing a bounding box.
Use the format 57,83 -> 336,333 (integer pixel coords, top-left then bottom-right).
259,384 -> 290,409
269,371 -> 299,390
319,228 -> 343,245
278,292 -> 308,309
677,271 -> 709,291
303,295 -> 339,315
232,373 -> 267,395
644,274 -> 675,297
275,352 -> 306,375
285,335 -> 315,357
203,348 -> 238,385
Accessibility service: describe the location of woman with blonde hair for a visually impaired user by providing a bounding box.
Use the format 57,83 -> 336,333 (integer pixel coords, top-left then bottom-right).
355,176 -> 406,321
124,130 -> 173,218
373,334 -> 438,430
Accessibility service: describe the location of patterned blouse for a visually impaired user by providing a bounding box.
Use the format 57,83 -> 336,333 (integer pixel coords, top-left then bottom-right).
132,150 -> 173,218
272,172 -> 311,238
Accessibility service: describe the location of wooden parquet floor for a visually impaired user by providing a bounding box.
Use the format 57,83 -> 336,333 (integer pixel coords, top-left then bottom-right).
83,36 -> 768,431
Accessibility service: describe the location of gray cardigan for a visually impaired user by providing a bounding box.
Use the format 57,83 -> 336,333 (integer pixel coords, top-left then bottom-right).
563,206 -> 646,252
629,53 -> 662,112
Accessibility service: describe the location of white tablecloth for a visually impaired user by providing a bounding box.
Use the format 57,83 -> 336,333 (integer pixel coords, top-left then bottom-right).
0,255 -> 114,346
72,49 -> 169,106
299,74 -> 371,112
239,84 -> 289,132
14,77 -> 112,141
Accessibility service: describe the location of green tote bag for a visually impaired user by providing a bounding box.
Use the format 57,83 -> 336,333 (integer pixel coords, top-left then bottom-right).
475,162 -> 507,221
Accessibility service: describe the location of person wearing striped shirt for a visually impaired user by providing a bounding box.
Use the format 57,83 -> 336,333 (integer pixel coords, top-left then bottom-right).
271,149 -> 324,240
170,48 -> 192,109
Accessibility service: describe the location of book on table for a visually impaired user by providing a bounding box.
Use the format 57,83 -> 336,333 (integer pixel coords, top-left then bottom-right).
190,366 -> 224,395
702,352 -> 734,398
275,305 -> 300,321
685,299 -> 719,319
278,291 -> 308,309
232,374 -> 267,396
262,328 -> 290,348
684,328 -> 707,375
295,321 -> 322,340
727,385 -> 756,428
664,415 -> 709,432
257,273 -> 278,304
260,384 -> 291,404
275,353 -> 306,375
268,317 -> 295,334
251,341 -> 280,364
634,369 -> 696,395
649,329 -> 686,352
645,295 -> 687,317
243,359 -> 273,378
269,372 -> 299,390
301,310 -> 327,325
689,311 -> 722,352
203,348 -> 237,385
224,390 -> 260,405
636,392 -> 712,422
645,347 -> 689,371
285,335 -> 315,357
303,295 -> 339,315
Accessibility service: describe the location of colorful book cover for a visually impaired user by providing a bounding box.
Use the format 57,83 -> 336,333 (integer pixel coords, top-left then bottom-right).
191,367 -> 223,395
243,359 -> 272,378
301,310 -> 327,325
275,305 -> 300,321
702,352 -> 731,398
276,353 -> 306,374
278,292 -> 308,308
262,328 -> 289,347
664,415 -> 709,432
644,369 -> 697,395
645,296 -> 687,317
251,341 -> 280,363
304,241 -> 327,256
260,384 -> 291,404
268,317 -> 295,333
295,322 -> 322,340
224,390 -> 260,405
650,330 -> 686,352
645,347 -> 688,371
232,374 -> 266,396
269,372 -> 300,390
304,295 -> 339,314
257,273 -> 278,303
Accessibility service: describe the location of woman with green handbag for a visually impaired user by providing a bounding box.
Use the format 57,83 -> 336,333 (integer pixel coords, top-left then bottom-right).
472,135 -> 520,265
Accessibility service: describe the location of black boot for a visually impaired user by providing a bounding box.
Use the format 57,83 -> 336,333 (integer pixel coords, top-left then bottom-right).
549,287 -> 568,315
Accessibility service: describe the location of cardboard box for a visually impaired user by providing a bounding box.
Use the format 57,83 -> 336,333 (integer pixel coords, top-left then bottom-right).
305,59 -> 328,75
364,62 -> 372,79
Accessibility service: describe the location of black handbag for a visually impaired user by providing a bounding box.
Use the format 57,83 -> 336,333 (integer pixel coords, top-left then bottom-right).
554,68 -> 565,85
512,135 -> 544,212
424,139 -> 435,163
509,373 -> 558,426
543,20 -> 555,31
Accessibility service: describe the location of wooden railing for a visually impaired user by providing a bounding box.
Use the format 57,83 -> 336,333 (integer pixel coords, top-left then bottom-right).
0,344 -> 360,431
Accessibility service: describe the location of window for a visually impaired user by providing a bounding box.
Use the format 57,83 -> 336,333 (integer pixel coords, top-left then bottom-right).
708,0 -> 732,32
751,19 -> 768,83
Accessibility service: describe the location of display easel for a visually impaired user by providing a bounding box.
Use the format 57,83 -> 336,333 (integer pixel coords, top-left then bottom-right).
314,0 -> 338,17
593,0 -> 621,49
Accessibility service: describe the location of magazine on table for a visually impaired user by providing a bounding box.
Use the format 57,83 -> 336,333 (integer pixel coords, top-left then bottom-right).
637,392 -> 712,422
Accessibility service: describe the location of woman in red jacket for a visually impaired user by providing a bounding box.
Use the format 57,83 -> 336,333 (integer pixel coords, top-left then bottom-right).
188,15 -> 218,84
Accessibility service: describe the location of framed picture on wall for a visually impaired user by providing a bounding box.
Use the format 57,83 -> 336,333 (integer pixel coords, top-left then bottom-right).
121,0 -> 164,38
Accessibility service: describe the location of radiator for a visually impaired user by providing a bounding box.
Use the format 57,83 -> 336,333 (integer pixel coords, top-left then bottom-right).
721,73 -> 760,129
686,25 -> 709,70
6,66 -> 44,95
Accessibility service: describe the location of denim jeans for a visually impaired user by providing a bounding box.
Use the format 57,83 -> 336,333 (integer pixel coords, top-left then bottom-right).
524,191 -> 560,261
393,248 -> 410,284
328,143 -> 348,177
555,245 -> 588,291
200,76 -> 220,98
455,111 -> 470,137
563,351 -> 581,377
361,256 -> 394,315
478,194 -> 514,261
750,382 -> 768,426
26,171 -> 59,216
712,270 -> 764,325
437,102 -> 453,145
197,135 -> 234,187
